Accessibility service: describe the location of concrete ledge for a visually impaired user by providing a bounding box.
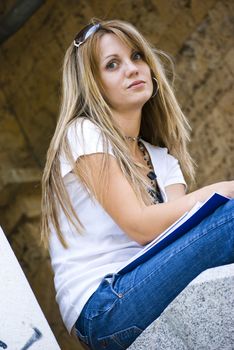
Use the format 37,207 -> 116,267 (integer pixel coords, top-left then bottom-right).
128,264 -> 234,350
0,227 -> 60,349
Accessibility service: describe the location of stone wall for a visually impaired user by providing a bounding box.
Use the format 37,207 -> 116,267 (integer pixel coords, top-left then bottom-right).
0,1 -> 233,349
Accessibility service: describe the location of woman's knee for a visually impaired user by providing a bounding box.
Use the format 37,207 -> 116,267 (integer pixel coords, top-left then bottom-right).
209,198 -> 234,222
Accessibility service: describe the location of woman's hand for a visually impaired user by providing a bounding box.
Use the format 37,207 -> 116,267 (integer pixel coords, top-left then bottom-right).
193,181 -> 234,202
210,181 -> 234,198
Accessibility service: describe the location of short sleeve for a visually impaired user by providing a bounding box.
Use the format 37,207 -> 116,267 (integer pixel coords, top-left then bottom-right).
164,151 -> 187,190
60,118 -> 115,177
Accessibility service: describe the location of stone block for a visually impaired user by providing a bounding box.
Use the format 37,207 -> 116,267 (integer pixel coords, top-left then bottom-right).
0,226 -> 61,349
128,264 -> 234,350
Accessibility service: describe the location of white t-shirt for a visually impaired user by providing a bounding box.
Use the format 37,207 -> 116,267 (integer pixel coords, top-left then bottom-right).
49,118 -> 186,333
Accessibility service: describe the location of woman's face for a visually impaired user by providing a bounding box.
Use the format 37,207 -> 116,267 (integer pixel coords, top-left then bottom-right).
98,33 -> 153,113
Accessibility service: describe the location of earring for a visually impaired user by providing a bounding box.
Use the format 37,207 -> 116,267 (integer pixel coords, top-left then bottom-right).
151,77 -> 159,98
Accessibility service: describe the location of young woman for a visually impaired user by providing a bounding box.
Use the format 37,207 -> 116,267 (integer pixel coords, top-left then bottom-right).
41,19 -> 234,350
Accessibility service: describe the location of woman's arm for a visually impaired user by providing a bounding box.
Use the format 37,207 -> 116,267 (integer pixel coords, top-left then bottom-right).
78,154 -> 234,245
165,184 -> 186,201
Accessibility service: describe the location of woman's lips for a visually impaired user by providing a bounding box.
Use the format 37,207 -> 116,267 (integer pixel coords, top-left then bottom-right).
128,80 -> 145,88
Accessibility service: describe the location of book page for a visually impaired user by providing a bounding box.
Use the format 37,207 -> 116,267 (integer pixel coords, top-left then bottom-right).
125,201 -> 202,265
116,192 -> 229,274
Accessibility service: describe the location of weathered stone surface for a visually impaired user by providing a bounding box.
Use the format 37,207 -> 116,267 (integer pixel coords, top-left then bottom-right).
5,218 -> 79,350
0,1 -> 233,349
128,264 -> 234,350
0,226 -> 61,349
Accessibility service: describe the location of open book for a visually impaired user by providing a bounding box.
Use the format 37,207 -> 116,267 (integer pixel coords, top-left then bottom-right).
116,192 -> 230,275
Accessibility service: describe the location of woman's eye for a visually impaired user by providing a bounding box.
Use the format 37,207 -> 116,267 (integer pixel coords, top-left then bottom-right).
106,61 -> 118,70
132,52 -> 142,60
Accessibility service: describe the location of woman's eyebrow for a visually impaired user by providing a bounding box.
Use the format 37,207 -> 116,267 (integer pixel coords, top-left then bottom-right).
102,49 -> 136,63
103,54 -> 119,62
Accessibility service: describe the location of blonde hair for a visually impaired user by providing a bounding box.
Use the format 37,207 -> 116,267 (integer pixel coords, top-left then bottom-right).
41,18 -> 195,248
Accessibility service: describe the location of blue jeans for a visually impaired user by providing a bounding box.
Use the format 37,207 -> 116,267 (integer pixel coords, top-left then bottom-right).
74,200 -> 234,349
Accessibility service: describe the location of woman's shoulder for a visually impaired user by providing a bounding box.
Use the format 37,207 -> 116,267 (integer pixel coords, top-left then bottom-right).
65,117 -> 114,156
60,117 -> 115,177
67,117 -> 101,139
65,117 -> 108,153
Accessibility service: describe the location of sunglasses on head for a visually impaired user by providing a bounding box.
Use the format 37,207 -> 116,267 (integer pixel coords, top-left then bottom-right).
74,23 -> 101,48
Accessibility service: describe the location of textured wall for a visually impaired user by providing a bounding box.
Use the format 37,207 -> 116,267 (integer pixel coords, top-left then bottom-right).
0,0 -> 233,349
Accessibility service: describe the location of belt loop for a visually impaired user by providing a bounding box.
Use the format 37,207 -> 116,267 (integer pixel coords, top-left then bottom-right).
107,273 -> 123,298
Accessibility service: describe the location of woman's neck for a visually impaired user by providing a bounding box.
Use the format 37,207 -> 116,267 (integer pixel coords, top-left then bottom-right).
112,109 -> 141,156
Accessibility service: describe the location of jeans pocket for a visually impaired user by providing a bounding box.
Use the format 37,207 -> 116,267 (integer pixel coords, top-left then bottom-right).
97,325 -> 143,349
74,323 -> 89,345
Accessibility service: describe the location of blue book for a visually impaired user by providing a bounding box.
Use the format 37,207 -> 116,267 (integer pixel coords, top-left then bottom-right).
117,192 -> 230,275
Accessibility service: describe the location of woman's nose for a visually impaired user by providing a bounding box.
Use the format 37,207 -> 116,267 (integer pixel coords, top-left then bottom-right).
124,60 -> 139,76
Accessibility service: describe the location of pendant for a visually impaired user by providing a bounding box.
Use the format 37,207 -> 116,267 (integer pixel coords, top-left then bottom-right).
147,171 -> 157,180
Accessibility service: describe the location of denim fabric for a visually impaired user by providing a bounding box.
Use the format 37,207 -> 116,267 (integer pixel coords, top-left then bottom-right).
74,199 -> 234,349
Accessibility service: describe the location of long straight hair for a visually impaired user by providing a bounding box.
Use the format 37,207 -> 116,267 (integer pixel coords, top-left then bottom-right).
41,19 -> 195,248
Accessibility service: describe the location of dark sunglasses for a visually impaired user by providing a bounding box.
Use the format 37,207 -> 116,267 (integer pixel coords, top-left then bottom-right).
74,23 -> 101,48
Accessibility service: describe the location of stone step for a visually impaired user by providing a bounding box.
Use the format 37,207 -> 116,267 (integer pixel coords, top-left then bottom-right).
128,264 -> 234,349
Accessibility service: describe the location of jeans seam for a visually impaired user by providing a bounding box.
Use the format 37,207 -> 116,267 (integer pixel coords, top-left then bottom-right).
197,212 -> 234,235
86,297 -> 120,321
123,213 -> 234,297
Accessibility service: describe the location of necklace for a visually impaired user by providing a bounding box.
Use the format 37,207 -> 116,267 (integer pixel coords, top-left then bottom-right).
125,136 -> 141,142
138,140 -> 164,204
